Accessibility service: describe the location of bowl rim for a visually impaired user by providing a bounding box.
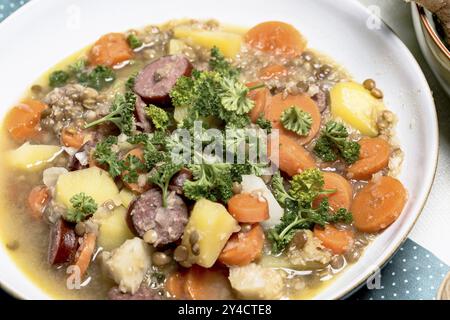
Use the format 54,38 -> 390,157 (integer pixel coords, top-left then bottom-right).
0,0 -> 440,300
416,3 -> 450,61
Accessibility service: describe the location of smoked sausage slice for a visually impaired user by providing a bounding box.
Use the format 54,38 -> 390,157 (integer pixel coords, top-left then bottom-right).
128,189 -> 188,246
48,219 -> 78,265
134,55 -> 193,105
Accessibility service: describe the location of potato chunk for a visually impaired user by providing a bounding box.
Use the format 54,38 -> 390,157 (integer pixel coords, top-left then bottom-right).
169,39 -> 188,55
6,143 -> 62,172
229,263 -> 285,300
173,27 -> 242,57
182,199 -> 239,268
94,206 -> 134,251
330,82 -> 384,137
102,238 -> 152,294
119,189 -> 136,209
55,167 -> 121,208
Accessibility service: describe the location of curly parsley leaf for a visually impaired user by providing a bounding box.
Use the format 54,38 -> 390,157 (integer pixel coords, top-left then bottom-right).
149,162 -> 182,207
219,77 -> 254,115
49,70 -> 70,88
127,34 -> 143,49
280,106 -> 312,136
85,91 -> 136,135
66,193 -> 98,223
268,169 -> 353,253
93,136 -> 122,178
183,162 -> 234,203
313,121 -> 360,164
209,46 -> 239,78
145,104 -> 169,130
77,65 -> 116,90
121,154 -> 145,184
289,168 -> 325,206
256,115 -> 272,134
169,48 -> 264,129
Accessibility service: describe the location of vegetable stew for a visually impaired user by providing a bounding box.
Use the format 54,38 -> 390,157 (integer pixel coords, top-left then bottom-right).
0,19 -> 406,300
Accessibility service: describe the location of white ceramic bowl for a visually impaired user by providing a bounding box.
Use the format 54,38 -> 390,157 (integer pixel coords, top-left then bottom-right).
0,0 -> 438,300
412,3 -> 450,96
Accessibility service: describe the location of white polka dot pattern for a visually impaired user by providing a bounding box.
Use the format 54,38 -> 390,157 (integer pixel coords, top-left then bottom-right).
351,239 -> 450,300
0,0 -> 29,22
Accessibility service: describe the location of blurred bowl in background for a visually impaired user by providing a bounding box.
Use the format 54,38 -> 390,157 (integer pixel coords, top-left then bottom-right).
412,3 -> 450,96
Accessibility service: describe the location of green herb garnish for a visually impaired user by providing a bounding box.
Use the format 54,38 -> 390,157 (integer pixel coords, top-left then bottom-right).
66,193 -> 98,223
92,136 -> 122,178
49,70 -> 70,87
148,162 -> 182,207
268,169 -> 353,253
280,106 -> 312,136
313,121 -> 360,164
145,104 -> 169,130
169,47 -> 264,129
85,91 -> 136,134
77,65 -> 116,90
127,34 -> 143,49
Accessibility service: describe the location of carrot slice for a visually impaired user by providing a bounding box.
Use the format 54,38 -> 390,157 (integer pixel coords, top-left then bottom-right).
185,265 -> 233,300
265,93 -> 321,145
259,64 -> 288,80
4,99 -> 47,141
247,82 -> 271,123
121,148 -> 150,194
227,193 -> 269,223
314,224 -> 354,255
166,271 -> 188,299
61,127 -> 85,149
314,172 -> 353,211
245,21 -> 307,57
219,224 -> 265,266
347,138 -> 390,180
74,233 -> 96,278
351,176 -> 407,233
27,185 -> 50,219
268,133 -> 316,177
88,33 -> 133,67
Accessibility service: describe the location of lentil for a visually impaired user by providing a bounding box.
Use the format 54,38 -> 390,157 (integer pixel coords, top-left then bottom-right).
174,245 -> 189,262
363,78 -> 376,90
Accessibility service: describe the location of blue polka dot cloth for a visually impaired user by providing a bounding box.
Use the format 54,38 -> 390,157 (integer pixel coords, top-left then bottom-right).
351,239 -> 449,300
0,0 -> 28,21
0,0 -> 449,300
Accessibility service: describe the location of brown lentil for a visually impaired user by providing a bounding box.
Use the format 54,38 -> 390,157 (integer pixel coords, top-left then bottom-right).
6,240 -> 20,251
143,230 -> 158,244
370,88 -> 384,99
292,231 -> 308,250
345,247 -> 362,263
240,224 -> 252,233
330,255 -> 345,270
189,231 -> 199,246
191,243 -> 200,256
152,252 -> 171,266
174,245 -> 189,262
363,79 -> 376,90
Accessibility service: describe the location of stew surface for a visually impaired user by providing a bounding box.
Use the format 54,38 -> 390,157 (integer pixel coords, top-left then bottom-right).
0,19 -> 406,300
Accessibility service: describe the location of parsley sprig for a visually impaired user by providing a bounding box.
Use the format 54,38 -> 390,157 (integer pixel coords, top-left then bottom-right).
170,47 -> 264,129
280,106 -> 312,136
313,121 -> 360,164
268,169 -> 353,253
84,89 -> 136,135
65,193 -> 98,223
